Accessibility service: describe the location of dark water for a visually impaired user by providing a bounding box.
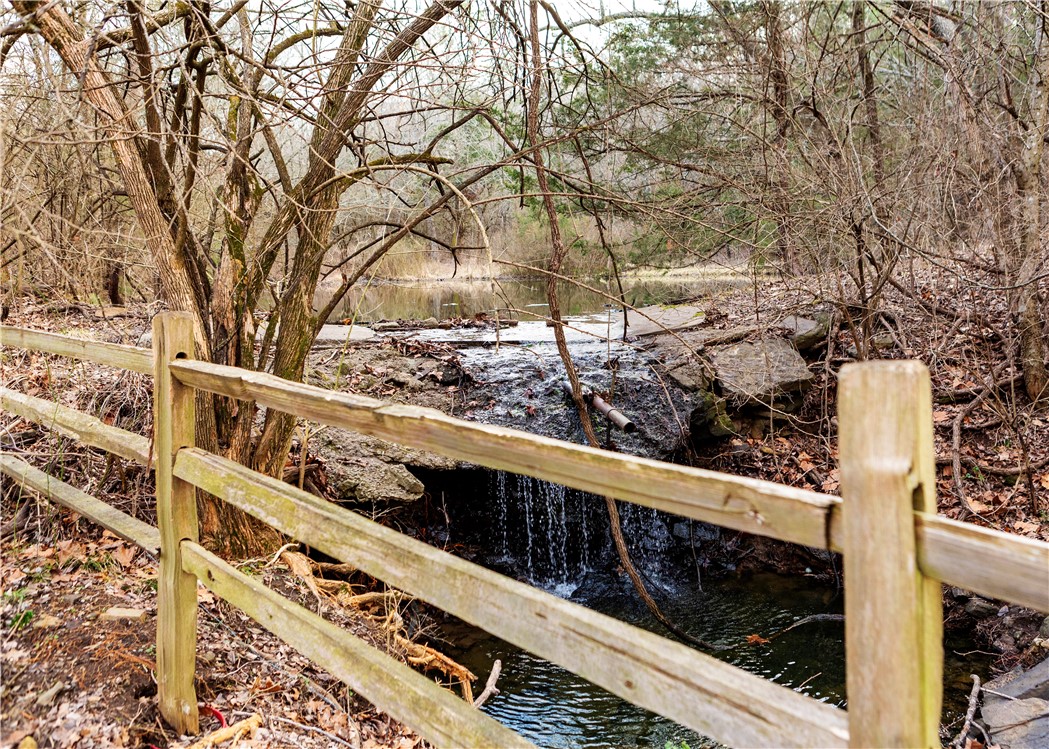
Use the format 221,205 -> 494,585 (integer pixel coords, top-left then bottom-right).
442,572 -> 844,749
430,471 -> 994,749
319,276 -> 740,322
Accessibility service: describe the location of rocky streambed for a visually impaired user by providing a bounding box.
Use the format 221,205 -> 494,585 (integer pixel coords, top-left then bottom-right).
302,303 -> 838,500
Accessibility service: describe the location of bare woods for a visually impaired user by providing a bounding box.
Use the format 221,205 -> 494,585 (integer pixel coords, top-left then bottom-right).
2,1 -> 1047,550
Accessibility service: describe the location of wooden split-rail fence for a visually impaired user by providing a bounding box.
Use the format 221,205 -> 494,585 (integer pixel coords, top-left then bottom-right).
1,312 -> 1047,748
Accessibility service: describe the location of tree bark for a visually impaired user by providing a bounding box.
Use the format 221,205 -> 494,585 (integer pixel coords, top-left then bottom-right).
1011,4 -> 1049,403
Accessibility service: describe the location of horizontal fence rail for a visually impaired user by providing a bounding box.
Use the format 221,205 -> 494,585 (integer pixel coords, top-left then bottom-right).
0,325 -> 153,374
181,541 -> 536,749
915,513 -> 1049,612
169,359 -> 839,549
0,454 -> 160,552
169,358 -> 1049,614
175,446 -> 850,749
1,387 -> 152,466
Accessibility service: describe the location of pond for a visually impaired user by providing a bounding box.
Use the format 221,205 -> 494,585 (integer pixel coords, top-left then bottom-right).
441,570 -> 845,749
318,275 -> 749,323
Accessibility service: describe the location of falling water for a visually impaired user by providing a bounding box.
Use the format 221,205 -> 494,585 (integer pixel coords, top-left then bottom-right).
491,470 -> 510,559
430,468 -> 992,748
485,471 -> 605,589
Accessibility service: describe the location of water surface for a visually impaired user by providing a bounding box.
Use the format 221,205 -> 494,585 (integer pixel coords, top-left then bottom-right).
433,473 -> 994,749
319,276 -> 744,322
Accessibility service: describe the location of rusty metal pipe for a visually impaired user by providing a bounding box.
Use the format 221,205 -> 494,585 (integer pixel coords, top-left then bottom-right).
559,381 -> 637,433
590,392 -> 637,433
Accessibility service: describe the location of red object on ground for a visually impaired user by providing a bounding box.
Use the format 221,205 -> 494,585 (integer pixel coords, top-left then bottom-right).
200,703 -> 228,728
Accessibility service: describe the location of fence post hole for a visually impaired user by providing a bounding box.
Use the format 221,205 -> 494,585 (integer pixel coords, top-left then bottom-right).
839,360 -> 943,748
153,312 -> 199,734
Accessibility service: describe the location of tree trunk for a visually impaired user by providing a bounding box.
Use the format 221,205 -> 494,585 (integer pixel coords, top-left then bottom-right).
762,1 -> 796,272
1011,4 -> 1049,403
12,1 -> 208,343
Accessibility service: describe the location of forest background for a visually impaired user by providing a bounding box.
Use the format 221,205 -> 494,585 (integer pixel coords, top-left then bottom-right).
2,0 -> 1047,552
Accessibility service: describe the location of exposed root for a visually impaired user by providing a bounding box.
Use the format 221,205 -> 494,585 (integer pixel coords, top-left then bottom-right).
187,713 -> 263,749
279,551 -> 478,702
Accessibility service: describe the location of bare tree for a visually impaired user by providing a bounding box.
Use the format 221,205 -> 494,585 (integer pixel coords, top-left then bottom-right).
4,0 -> 478,552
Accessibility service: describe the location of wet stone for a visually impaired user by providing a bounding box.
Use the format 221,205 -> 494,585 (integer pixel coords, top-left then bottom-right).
982,697 -> 1049,749
982,657 -> 1049,749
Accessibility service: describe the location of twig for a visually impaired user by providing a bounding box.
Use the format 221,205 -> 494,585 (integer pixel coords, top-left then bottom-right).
473,659 -> 502,708
795,671 -> 823,691
765,613 -> 845,642
265,715 -> 357,748
951,367 -> 1012,519
935,375 -> 1024,404
951,675 -> 980,749
887,277 -> 999,339
981,687 -> 1018,701
0,498 -> 33,539
263,542 -> 300,569
936,454 -> 1049,477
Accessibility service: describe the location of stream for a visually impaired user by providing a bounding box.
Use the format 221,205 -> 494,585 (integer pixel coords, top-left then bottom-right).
422,470 -> 993,749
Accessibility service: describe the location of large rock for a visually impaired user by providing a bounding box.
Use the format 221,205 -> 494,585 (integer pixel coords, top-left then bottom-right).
708,338 -> 815,408
779,313 -> 833,352
982,657 -> 1049,749
985,657 -> 1049,702
982,697 -> 1049,749
324,455 -> 425,504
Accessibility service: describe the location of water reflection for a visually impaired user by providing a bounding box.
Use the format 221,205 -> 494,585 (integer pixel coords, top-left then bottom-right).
437,470 -> 995,749
317,277 -> 741,323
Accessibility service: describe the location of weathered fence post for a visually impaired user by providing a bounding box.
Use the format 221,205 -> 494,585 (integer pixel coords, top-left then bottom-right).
839,360 -> 943,748
153,312 -> 199,733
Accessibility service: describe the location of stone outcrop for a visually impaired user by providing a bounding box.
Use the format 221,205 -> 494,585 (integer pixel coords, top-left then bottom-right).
644,305 -> 835,440
708,337 -> 815,411
300,304 -> 837,502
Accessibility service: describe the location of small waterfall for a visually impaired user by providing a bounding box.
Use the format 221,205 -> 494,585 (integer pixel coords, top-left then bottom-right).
522,478 -> 535,580
486,471 -> 606,590
491,470 -> 510,559
619,503 -> 675,582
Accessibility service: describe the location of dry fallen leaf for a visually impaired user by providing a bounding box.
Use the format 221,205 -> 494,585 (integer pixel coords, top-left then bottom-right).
249,677 -> 283,696
2,568 -> 27,586
281,550 -> 322,601
56,540 -> 84,566
111,545 -> 137,568
745,634 -> 770,645
968,499 -> 991,514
